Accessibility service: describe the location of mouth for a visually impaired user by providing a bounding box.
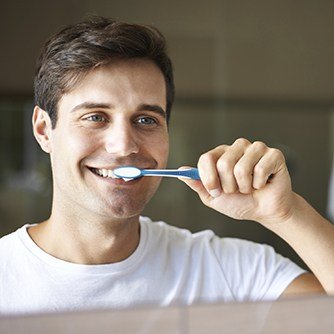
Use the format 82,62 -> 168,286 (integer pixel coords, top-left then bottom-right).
89,167 -> 118,178
88,167 -> 137,182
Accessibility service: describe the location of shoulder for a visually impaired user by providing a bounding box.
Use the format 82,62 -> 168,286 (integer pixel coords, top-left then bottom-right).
0,229 -> 20,266
0,224 -> 32,256
214,238 -> 306,301
0,229 -> 19,248
212,237 -> 277,257
210,236 -> 297,272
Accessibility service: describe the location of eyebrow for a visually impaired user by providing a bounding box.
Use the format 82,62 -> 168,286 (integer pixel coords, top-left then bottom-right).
137,104 -> 167,119
70,102 -> 112,113
70,102 -> 167,119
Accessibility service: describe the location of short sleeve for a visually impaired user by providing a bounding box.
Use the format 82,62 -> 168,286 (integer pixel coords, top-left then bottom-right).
211,237 -> 306,302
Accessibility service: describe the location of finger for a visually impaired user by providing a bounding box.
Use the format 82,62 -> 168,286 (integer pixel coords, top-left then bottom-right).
216,138 -> 251,193
197,145 -> 227,198
233,141 -> 268,194
252,148 -> 286,189
178,166 -> 212,205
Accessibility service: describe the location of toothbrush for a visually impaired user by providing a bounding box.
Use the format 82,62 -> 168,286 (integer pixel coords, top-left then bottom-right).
112,166 -> 201,180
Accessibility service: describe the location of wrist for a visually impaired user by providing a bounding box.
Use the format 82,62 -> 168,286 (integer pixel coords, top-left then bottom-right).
268,192 -> 327,238
259,192 -> 309,233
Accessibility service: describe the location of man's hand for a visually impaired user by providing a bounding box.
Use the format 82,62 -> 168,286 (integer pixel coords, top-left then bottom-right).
180,138 -> 296,227
181,138 -> 334,295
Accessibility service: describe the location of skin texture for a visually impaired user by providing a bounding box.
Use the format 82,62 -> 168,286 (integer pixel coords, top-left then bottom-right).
31,58 -> 327,297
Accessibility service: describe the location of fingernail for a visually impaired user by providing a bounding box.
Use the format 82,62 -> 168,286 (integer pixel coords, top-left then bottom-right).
209,188 -> 221,198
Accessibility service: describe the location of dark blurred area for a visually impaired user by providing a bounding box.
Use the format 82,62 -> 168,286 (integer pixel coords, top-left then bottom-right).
1,0 -> 334,269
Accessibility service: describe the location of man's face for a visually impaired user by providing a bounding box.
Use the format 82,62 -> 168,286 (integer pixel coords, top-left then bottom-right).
45,58 -> 169,220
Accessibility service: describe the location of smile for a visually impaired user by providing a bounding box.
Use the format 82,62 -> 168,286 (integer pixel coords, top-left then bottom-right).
90,168 -> 118,179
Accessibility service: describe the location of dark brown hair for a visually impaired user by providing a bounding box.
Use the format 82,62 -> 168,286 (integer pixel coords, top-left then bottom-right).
34,16 -> 174,127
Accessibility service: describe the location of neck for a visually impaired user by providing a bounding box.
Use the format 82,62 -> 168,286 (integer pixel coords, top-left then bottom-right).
28,212 -> 141,265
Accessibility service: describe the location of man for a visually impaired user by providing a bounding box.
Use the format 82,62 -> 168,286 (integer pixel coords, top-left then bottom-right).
0,16 -> 332,315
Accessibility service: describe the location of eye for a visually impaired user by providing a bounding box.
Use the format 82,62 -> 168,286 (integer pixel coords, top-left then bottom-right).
136,116 -> 157,126
85,114 -> 107,123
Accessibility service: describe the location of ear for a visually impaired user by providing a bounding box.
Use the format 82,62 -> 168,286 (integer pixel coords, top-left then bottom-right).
32,106 -> 53,153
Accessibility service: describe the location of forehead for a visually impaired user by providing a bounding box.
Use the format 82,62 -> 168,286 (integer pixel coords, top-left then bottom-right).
59,59 -> 167,109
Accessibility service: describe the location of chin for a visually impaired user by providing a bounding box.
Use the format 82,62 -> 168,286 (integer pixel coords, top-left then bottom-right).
83,181 -> 160,220
90,194 -> 149,220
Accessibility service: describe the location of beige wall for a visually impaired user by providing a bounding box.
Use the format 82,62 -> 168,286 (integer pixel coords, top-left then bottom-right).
1,0 -> 334,99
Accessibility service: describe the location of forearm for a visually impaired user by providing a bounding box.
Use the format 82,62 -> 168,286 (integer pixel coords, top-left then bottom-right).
269,193 -> 334,294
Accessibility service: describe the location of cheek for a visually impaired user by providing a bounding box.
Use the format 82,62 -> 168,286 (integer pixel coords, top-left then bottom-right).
150,136 -> 169,165
69,136 -> 94,155
52,129 -> 99,166
162,143 -> 169,163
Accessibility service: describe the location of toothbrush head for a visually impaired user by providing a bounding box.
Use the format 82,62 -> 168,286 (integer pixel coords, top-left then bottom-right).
113,166 -> 142,180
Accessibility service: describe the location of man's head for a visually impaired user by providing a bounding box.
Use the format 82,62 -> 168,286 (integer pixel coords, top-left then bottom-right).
32,17 -> 172,221
34,16 -> 174,128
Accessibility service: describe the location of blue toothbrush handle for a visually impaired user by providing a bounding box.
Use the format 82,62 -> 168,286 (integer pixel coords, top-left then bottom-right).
141,168 -> 201,180
179,168 -> 200,180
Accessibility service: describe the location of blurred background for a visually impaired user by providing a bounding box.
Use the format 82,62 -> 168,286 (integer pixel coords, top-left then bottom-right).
1,0 -> 334,268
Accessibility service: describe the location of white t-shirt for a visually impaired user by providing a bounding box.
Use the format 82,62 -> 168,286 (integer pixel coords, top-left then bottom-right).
0,217 -> 305,315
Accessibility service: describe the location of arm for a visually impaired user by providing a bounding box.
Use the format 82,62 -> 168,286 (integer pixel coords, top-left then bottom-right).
180,138 -> 332,295
275,193 -> 333,295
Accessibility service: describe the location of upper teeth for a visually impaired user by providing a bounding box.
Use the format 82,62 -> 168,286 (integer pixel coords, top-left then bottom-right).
95,168 -> 118,179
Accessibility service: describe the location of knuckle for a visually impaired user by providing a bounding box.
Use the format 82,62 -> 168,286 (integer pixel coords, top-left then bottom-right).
234,137 -> 250,147
270,148 -> 285,161
198,152 -> 213,167
217,144 -> 228,151
252,141 -> 267,152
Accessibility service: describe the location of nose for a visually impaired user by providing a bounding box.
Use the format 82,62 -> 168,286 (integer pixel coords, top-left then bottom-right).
105,122 -> 139,156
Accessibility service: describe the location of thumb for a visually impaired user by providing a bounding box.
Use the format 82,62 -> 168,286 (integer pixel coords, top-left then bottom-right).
178,167 -> 211,205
